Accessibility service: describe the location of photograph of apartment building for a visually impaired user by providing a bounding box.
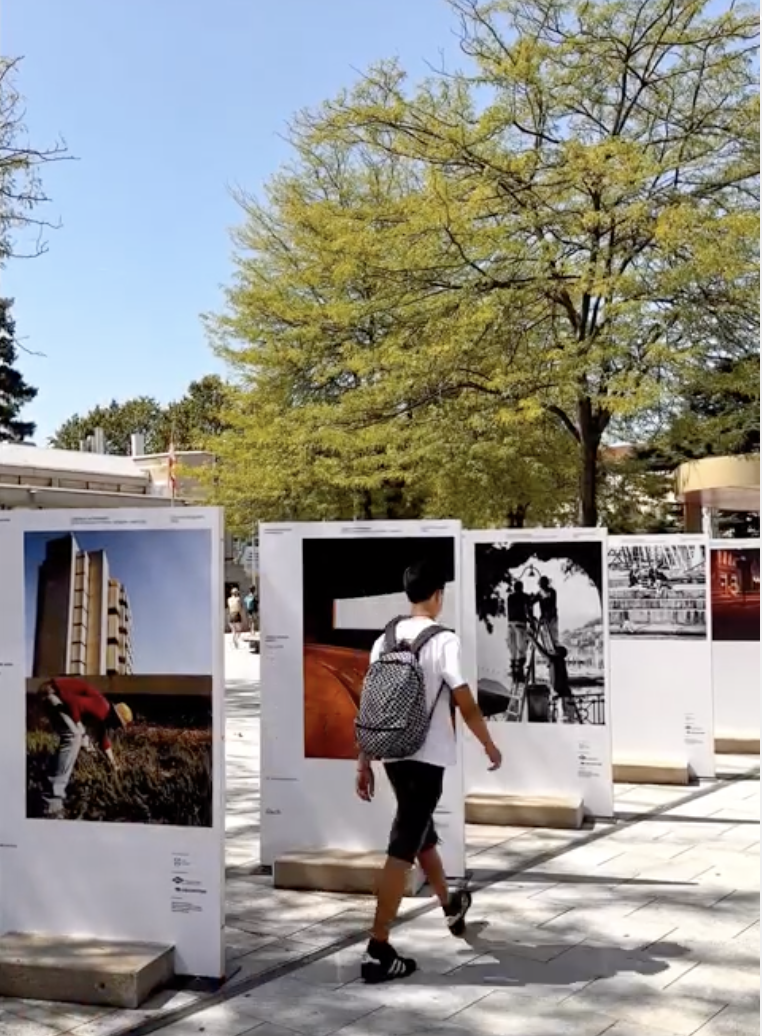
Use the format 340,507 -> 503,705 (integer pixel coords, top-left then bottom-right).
24,527 -> 215,826
30,533 -> 134,678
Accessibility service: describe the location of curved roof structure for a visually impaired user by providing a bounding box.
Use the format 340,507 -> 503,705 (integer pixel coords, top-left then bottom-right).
675,454 -> 760,513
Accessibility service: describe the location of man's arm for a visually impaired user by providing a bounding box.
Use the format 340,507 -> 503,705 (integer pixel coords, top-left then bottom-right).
355,638 -> 381,801
441,634 -> 501,770
452,686 -> 502,770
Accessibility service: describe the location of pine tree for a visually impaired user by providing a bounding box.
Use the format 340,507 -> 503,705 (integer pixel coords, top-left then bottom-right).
0,297 -> 37,442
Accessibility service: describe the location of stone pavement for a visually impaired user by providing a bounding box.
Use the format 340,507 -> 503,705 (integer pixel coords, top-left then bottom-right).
0,641 -> 758,1036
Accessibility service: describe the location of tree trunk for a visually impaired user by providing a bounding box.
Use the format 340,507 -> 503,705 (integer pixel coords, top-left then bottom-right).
577,399 -> 603,527
360,489 -> 373,520
507,504 -> 527,528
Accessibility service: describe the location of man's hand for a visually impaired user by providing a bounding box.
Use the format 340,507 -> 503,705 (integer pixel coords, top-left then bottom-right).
355,761 -> 375,802
486,741 -> 503,771
82,735 -> 95,754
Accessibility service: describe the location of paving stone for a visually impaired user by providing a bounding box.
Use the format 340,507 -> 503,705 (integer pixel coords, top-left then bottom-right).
0,1019 -> 64,1036
331,1005 -> 475,1036
240,1025 -> 302,1036
283,945 -> 362,988
230,938 -> 315,981
70,1015 -> 147,1036
233,982 -> 376,1036
446,988 -> 617,1035
567,977 -> 729,1035
623,903 -> 757,944
152,1001 -> 263,1036
602,1025 -> 703,1036
665,962 -> 760,1004
692,1004 -> 761,1036
448,947 -> 596,1002
226,927 -> 278,962
288,908 -> 375,949
345,974 -> 498,1020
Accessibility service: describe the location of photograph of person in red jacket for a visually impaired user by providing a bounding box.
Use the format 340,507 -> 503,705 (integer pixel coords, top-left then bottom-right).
37,677 -> 133,818
25,528 -> 216,826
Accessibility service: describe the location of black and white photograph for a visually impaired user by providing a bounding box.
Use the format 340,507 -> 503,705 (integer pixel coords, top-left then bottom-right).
608,542 -> 707,640
475,540 -> 606,726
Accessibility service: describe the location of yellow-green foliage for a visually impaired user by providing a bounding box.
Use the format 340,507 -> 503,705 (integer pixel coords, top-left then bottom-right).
206,0 -> 759,528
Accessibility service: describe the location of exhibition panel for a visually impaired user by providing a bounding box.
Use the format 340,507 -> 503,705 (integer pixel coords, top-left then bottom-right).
259,521 -> 467,877
609,535 -> 714,777
709,540 -> 760,746
462,529 -> 614,818
0,508 -> 225,979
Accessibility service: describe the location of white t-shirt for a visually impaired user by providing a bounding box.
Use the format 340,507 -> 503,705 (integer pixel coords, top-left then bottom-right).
369,616 -> 466,769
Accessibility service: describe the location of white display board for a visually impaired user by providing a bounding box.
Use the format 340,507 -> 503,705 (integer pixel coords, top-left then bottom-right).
0,508 -> 225,978
709,540 -> 760,743
609,535 -> 714,777
259,520 -> 466,877
462,529 -> 614,818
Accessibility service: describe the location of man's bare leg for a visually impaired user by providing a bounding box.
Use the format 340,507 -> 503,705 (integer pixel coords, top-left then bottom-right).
417,845 -> 449,907
371,856 -> 410,942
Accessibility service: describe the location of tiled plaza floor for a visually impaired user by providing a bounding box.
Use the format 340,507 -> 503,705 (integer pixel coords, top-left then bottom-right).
1,642 -> 758,1036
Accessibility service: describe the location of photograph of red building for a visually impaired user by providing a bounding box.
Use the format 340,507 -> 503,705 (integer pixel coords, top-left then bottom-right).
710,547 -> 760,642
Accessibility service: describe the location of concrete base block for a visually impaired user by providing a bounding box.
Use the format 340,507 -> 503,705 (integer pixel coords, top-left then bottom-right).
0,933 -> 174,1008
715,736 -> 760,755
613,760 -> 690,785
465,793 -> 584,830
274,850 -> 424,895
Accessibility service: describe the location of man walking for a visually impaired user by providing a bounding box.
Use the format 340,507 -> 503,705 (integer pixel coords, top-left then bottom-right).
38,677 -> 132,818
355,559 -> 502,983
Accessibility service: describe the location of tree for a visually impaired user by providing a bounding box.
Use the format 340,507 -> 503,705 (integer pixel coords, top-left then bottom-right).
50,397 -> 165,455
1,57 -> 70,261
0,296 -> 36,441
50,376 -> 231,454
161,375 -> 231,448
205,129 -> 580,531
287,0 -> 759,524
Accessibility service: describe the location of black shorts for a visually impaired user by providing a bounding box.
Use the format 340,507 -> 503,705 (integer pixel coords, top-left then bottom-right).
384,760 -> 444,864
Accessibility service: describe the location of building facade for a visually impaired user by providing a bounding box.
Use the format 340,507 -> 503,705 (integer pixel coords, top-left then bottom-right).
32,533 -> 133,678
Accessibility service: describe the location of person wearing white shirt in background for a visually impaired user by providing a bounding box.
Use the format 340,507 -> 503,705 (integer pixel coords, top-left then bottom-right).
356,559 -> 502,983
227,587 -> 243,648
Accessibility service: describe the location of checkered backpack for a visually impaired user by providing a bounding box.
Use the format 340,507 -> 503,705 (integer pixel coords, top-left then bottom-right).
355,619 -> 448,761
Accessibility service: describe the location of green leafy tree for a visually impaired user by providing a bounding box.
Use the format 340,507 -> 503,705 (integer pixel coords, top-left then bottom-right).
286,0 -> 759,525
50,396 -> 165,455
50,376 -> 231,455
205,130 -> 578,529
0,296 -> 36,442
160,375 -> 231,449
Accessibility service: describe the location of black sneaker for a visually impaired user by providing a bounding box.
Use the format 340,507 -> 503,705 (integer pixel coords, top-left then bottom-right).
444,889 -> 472,937
360,939 -> 417,984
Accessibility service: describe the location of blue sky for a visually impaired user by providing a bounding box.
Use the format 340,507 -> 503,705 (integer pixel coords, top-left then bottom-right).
3,0 -> 463,445
24,528 -> 213,674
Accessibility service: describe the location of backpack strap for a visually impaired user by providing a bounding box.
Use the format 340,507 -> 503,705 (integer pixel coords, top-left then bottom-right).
382,617 -> 408,653
410,624 -> 449,657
